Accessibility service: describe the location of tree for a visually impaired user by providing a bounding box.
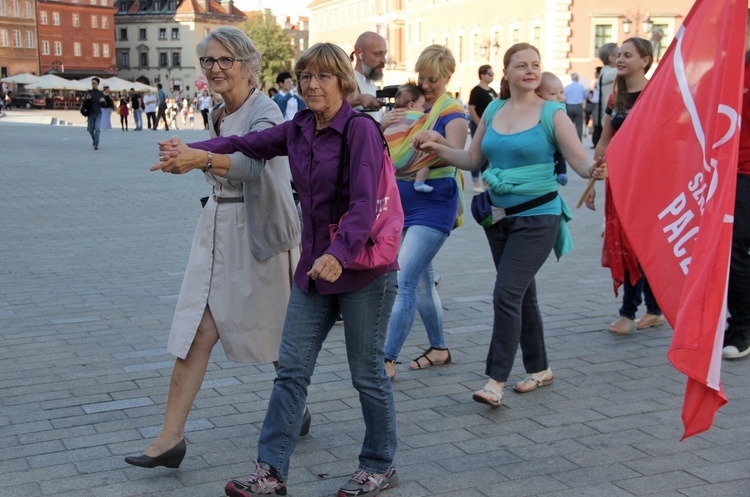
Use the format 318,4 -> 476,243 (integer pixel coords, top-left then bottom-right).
242,10 -> 296,90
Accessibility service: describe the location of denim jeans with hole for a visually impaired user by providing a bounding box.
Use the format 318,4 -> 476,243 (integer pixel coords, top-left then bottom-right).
385,225 -> 449,362
87,113 -> 102,146
257,272 -> 398,478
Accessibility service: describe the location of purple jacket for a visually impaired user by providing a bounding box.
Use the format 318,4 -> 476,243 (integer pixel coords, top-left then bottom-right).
189,102 -> 397,294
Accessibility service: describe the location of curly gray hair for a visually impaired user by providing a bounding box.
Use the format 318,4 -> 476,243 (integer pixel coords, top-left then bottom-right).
196,26 -> 262,87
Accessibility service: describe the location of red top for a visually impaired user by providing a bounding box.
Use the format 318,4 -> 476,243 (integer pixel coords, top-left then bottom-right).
738,56 -> 750,175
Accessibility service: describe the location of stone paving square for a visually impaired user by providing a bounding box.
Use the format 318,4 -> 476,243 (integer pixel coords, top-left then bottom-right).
0,111 -> 748,496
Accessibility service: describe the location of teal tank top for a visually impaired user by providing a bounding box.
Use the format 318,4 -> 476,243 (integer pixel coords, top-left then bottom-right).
480,100 -> 563,217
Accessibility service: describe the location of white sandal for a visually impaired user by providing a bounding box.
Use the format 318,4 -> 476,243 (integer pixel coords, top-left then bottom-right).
513,368 -> 554,393
472,387 -> 503,408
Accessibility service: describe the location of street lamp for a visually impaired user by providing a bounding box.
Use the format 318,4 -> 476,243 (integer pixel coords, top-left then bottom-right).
622,11 -> 653,37
478,39 -> 500,61
50,59 -> 63,74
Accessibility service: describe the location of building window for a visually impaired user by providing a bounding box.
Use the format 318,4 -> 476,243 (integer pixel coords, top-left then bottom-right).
594,24 -> 613,56
72,13 -> 79,27
159,52 -> 168,66
103,44 -> 109,57
12,29 -> 21,47
120,51 -> 129,67
139,52 -> 148,67
0,0 -> 6,16
74,42 -> 81,56
40,11 -> 47,24
120,28 -> 127,41
23,0 -> 31,18
91,15 -> 97,28
91,0 -> 97,4
457,35 -> 463,63
102,16 -> 108,28
25,30 -> 33,48
533,26 -> 541,48
119,0 -> 126,11
93,43 -> 99,57
417,22 -> 421,42
0,30 -> 8,47
52,12 -> 60,25
159,28 -> 166,40
100,0 -> 106,5
171,51 -> 180,67
42,40 -> 49,54
11,0 -> 19,17
54,41 -> 62,55
139,28 -> 146,40
512,28 -> 519,44
171,27 -> 179,40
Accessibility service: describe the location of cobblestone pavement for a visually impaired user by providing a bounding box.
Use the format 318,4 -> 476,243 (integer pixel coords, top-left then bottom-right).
1,114 -> 748,497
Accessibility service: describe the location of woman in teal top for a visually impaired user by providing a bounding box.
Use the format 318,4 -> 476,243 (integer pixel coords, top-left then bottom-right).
415,43 -> 607,408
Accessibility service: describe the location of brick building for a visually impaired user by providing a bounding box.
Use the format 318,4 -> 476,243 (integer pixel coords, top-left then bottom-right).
36,0 -> 116,78
0,0 -> 40,78
308,0 -> 694,96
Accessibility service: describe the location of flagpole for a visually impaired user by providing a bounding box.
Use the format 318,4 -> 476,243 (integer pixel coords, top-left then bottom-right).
576,177 -> 597,208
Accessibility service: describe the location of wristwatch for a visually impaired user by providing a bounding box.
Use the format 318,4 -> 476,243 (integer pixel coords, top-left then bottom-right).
203,151 -> 213,172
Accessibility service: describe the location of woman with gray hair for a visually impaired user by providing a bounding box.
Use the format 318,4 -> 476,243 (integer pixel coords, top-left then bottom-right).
124,26 -> 302,469
154,41 -> 400,497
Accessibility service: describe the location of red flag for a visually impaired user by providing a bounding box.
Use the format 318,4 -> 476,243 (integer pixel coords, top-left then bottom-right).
605,0 -> 746,439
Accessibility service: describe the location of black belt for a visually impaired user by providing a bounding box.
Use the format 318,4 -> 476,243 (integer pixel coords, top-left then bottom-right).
213,195 -> 244,204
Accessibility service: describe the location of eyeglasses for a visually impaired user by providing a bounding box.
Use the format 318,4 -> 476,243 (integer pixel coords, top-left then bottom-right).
297,72 -> 336,85
199,57 -> 246,70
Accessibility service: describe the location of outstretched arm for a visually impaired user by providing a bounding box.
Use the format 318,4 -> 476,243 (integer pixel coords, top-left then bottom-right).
414,117 -> 487,171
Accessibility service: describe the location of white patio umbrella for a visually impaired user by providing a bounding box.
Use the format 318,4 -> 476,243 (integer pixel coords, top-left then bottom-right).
101,76 -> 139,92
130,81 -> 158,92
1,73 -> 40,85
25,74 -> 88,91
77,76 -> 107,89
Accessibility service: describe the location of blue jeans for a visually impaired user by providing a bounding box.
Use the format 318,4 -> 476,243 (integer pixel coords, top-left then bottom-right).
133,109 -> 143,129
385,225 -> 449,362
258,272 -> 398,479
619,267 -> 661,320
87,112 -> 102,146
484,215 -> 559,381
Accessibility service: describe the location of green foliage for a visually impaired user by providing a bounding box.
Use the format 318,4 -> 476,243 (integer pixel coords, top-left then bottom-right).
242,11 -> 296,89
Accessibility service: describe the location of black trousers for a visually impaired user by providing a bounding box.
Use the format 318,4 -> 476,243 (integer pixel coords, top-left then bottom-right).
726,174 -> 750,348
484,215 -> 559,381
156,104 -> 169,130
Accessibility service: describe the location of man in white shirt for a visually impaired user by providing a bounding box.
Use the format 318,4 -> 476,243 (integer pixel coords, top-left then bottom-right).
348,31 -> 387,121
564,73 -> 588,141
272,71 -> 306,121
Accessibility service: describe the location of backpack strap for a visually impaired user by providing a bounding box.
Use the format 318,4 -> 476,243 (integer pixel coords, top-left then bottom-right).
330,112 -> 388,224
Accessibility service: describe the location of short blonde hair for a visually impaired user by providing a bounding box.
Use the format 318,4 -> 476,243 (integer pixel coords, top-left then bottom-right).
294,43 -> 358,99
196,26 -> 262,88
414,45 -> 456,79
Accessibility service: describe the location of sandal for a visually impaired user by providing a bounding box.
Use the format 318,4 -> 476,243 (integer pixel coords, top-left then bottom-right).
472,386 -> 503,408
408,347 -> 452,370
607,316 -> 636,335
636,313 -> 666,330
384,359 -> 398,380
513,368 -> 554,393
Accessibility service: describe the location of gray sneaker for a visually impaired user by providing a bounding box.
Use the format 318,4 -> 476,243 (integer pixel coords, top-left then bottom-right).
338,467 -> 398,497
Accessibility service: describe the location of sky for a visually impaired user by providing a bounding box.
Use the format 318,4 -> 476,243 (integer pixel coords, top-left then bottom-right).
233,0 -> 310,16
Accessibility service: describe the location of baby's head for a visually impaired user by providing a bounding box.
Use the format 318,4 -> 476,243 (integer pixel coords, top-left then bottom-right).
536,72 -> 565,103
394,83 -> 426,112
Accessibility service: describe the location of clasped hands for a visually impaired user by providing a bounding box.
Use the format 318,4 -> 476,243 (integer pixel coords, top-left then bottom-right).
151,136 -> 199,174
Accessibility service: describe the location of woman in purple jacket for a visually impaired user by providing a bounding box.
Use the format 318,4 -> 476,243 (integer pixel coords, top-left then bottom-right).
153,43 -> 399,497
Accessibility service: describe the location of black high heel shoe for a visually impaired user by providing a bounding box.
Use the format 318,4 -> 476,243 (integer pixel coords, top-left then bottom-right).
124,439 -> 186,469
300,406 -> 312,437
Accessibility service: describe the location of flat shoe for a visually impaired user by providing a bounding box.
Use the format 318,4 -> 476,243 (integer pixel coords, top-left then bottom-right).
472,387 -> 503,408
607,317 -> 636,335
636,314 -> 666,330
408,347 -> 451,370
513,369 -> 554,393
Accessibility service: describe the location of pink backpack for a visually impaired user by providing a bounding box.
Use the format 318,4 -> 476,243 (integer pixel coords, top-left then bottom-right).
329,113 -> 404,270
